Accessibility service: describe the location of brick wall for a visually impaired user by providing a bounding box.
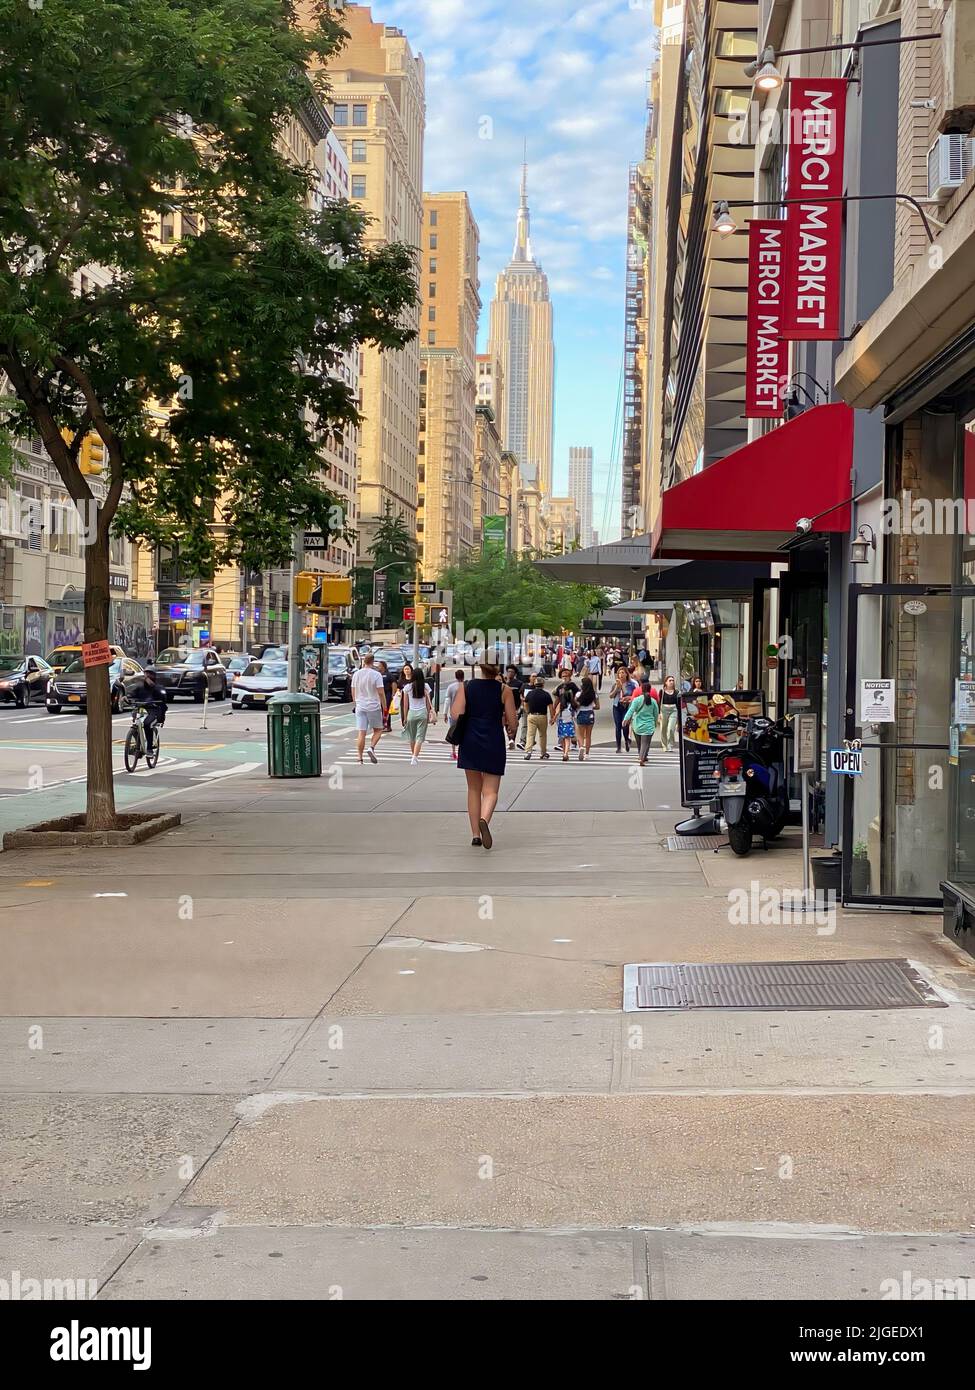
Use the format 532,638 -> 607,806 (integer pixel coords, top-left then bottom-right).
893,0 -> 944,282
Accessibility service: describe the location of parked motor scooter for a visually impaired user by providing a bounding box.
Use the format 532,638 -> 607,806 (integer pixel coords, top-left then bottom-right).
714,714 -> 793,856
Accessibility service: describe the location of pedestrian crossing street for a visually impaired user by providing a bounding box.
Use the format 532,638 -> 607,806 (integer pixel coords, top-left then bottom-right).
335,741 -> 680,768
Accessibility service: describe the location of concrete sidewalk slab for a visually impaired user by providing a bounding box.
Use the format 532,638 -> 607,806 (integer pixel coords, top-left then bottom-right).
644,1228 -> 975,1300
1,1094 -> 235,1225
91,1223 -> 975,1301
0,1019 -> 309,1093
0,1222 -> 133,1295
273,1007 -> 975,1096
0,898 -> 405,1016
99,1225 -> 646,1300
328,931 -> 620,1015
276,1012 -> 619,1093
189,1093 -> 975,1232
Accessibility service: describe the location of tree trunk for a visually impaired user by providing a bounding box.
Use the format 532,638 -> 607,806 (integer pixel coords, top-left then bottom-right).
84,534 -> 117,830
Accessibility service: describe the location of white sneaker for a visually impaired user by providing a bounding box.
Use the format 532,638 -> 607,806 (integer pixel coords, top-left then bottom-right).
410,755 -> 418,766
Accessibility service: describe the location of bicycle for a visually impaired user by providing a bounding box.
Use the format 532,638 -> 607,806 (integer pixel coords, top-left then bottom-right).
123,705 -> 161,772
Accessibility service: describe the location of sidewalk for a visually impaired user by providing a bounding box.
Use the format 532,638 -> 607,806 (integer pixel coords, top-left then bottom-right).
2,716 -> 974,1299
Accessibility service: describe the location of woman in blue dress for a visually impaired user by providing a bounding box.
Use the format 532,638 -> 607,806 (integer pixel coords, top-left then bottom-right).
451,657 -> 519,848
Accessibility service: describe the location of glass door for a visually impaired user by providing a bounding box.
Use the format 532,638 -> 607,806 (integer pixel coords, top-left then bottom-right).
843,584 -> 954,906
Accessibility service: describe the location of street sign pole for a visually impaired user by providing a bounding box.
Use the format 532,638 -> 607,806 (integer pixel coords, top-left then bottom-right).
288,528 -> 305,691
411,562 -> 421,667
793,713 -> 818,909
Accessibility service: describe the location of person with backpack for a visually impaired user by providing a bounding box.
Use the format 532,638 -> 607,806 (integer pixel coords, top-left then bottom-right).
575,676 -> 599,761
610,664 -> 638,754
623,679 -> 660,767
551,673 -> 578,762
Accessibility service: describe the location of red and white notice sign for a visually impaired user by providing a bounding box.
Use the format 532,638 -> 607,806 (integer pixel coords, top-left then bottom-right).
82,640 -> 112,668
745,220 -> 788,417
781,78 -> 847,340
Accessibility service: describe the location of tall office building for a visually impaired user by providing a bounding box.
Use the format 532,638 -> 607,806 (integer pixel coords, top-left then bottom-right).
487,163 -> 554,499
314,4 -> 425,556
568,446 -> 594,549
417,192 -> 480,579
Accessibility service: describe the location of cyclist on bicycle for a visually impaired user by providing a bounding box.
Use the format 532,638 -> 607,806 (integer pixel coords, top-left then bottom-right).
125,669 -> 168,754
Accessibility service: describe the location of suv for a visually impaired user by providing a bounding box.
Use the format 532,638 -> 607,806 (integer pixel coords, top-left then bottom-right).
326,647 -> 359,701
149,647 -> 228,702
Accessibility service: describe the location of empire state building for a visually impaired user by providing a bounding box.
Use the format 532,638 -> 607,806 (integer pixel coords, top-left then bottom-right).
487,165 -> 554,499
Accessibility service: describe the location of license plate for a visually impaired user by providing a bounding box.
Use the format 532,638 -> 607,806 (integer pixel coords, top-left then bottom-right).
251,694 -> 266,701
722,782 -> 745,794
68,694 -> 81,702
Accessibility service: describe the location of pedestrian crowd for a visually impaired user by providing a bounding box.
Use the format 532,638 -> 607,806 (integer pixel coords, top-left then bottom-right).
349,635 -> 706,853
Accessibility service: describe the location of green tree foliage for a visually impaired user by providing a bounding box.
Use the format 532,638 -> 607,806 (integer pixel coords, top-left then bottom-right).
0,0 -> 418,826
351,503 -> 417,629
439,549 -> 608,637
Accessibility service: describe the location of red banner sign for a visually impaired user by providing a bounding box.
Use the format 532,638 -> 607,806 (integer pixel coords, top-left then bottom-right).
745,220 -> 788,417
781,78 -> 847,340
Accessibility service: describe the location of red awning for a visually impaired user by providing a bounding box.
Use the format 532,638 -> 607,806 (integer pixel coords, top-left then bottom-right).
652,403 -> 854,560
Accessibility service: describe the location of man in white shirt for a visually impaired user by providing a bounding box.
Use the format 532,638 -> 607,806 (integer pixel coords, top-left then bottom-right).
350,652 -> 387,765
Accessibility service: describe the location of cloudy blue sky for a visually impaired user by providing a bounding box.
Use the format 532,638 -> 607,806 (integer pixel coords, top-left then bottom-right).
375,0 -> 657,542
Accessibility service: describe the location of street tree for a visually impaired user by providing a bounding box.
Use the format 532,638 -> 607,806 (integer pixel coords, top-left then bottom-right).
352,503 -> 417,630
0,0 -> 418,828
439,549 -> 608,638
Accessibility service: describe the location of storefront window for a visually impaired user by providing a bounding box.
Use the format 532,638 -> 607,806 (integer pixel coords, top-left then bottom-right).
949,395 -> 975,892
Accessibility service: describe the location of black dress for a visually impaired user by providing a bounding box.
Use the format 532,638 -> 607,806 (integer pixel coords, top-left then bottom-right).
457,678 -> 506,775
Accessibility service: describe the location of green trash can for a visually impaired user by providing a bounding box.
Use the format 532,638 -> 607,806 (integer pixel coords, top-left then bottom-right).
267,691 -> 322,778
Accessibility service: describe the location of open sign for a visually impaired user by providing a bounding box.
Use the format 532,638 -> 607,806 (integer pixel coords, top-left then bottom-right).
829,748 -> 862,776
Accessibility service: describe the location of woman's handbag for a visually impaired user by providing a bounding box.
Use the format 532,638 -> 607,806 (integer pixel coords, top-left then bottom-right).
444,713 -> 467,746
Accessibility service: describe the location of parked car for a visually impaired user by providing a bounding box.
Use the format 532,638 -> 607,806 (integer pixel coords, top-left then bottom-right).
252,643 -> 288,661
46,656 -> 145,714
230,658 -> 289,709
219,653 -> 253,689
326,648 -> 358,701
46,643 -> 126,675
149,647 -> 228,702
0,654 -> 54,706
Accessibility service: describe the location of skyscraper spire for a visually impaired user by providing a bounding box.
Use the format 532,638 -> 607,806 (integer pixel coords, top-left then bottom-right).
512,148 -> 533,263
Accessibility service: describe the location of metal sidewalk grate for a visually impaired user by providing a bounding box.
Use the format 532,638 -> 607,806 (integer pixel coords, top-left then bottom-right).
665,835 -> 724,851
622,959 -> 946,1012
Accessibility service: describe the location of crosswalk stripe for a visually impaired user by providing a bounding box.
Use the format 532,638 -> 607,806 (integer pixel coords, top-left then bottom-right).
336,747 -> 679,765
194,760 -> 262,781
129,759 -> 202,778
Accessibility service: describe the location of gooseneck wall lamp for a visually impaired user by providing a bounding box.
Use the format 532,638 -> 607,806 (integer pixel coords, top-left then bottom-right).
743,30 -> 941,95
712,193 -> 944,242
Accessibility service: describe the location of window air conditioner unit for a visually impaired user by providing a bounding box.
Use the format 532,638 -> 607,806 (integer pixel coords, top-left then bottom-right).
927,133 -> 974,203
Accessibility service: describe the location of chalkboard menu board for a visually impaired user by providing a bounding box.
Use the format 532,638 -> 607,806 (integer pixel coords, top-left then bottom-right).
678,689 -> 765,808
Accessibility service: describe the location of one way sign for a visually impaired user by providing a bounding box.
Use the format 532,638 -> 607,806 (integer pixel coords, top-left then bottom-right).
829,748 -> 863,776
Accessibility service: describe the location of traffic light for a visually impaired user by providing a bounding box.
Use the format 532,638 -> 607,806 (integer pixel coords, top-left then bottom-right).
293,572 -> 317,606
294,573 -> 353,609
61,428 -> 104,475
412,604 -> 427,624
311,576 -> 353,609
